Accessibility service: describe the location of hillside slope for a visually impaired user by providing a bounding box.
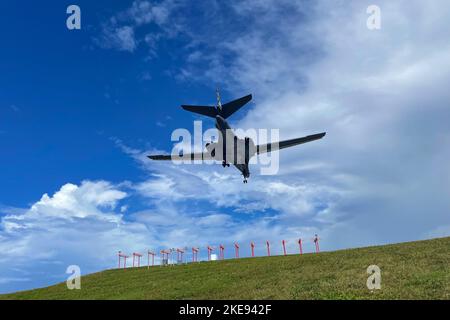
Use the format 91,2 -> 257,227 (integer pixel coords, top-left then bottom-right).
1,237 -> 449,299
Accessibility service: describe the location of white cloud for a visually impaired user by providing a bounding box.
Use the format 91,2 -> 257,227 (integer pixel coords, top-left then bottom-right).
96,0 -> 179,53
127,0 -> 171,26
114,26 -> 136,52
96,24 -> 137,52
134,173 -> 185,200
0,181 -> 150,292
197,214 -> 233,227
23,181 -> 126,221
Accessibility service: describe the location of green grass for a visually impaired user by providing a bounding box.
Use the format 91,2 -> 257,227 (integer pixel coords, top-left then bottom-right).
1,237 -> 449,300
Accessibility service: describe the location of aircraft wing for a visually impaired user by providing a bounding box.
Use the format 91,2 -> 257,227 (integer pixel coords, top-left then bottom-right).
148,152 -> 213,161
147,154 -> 172,160
256,132 -> 326,154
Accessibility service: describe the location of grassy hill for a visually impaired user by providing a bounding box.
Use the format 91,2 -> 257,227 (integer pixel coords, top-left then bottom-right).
1,237 -> 449,300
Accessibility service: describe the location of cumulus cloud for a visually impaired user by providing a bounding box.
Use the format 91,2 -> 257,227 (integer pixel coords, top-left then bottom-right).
0,181 -> 150,292
29,181 -> 126,219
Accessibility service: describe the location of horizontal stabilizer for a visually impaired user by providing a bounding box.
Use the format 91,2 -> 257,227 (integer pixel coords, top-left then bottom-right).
220,94 -> 252,118
180,105 -> 218,118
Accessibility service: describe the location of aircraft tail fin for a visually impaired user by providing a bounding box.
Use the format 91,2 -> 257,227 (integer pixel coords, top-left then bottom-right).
181,94 -> 252,119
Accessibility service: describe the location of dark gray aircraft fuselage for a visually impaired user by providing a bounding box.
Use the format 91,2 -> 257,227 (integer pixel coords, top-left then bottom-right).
214,115 -> 252,180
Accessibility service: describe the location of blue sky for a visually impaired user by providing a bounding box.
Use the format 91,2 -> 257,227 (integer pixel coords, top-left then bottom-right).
0,1 -> 213,206
1,0 -> 450,294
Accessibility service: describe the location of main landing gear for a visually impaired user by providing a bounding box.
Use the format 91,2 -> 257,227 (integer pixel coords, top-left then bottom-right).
222,160 -> 230,167
243,178 -> 248,183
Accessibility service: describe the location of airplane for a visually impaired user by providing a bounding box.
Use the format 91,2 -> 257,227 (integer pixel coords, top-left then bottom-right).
148,90 -> 326,183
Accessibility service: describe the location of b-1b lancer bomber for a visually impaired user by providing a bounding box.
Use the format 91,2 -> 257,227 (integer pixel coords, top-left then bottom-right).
148,91 -> 326,183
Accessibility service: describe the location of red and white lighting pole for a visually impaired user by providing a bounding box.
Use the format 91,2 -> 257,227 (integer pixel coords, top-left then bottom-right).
298,238 -> 303,255
160,249 -> 170,266
219,244 -> 225,260
176,248 -> 185,264
266,241 -> 270,256
282,240 -> 287,256
132,252 -> 142,267
250,242 -> 255,257
147,250 -> 155,269
314,234 -> 320,253
234,243 -> 239,258
118,251 -> 129,269
192,247 -> 199,262
207,246 -> 214,261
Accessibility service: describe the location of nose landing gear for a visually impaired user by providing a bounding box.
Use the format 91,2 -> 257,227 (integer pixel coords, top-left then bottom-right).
243,171 -> 250,184
222,160 -> 230,167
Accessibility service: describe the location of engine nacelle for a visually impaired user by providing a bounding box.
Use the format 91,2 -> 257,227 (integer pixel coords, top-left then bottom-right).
205,142 -> 216,158
244,137 -> 256,162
